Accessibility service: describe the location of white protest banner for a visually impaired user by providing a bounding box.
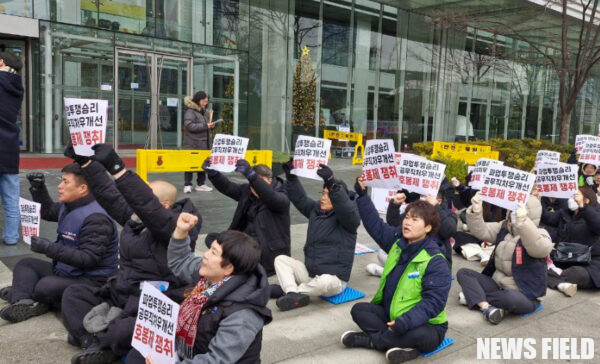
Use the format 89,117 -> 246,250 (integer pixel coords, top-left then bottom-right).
361,139 -> 401,189
64,98 -> 108,156
480,165 -> 535,211
132,283 -> 180,364
396,153 -> 446,196
535,162 -> 578,199
575,134 -> 600,154
19,197 -> 40,245
291,135 -> 331,180
371,187 -> 397,214
469,158 -> 504,190
578,140 -> 600,167
209,134 -> 249,173
535,150 -> 560,168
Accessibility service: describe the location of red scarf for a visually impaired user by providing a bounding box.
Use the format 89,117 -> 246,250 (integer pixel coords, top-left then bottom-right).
175,277 -> 229,359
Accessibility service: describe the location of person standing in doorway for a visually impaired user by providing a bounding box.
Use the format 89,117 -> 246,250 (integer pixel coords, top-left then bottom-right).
0,51 -> 24,245
183,91 -> 215,193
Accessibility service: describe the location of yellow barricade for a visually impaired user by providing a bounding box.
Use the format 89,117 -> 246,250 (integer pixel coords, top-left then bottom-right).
432,141 -> 491,156
323,130 -> 364,165
136,149 -> 273,182
446,150 -> 500,165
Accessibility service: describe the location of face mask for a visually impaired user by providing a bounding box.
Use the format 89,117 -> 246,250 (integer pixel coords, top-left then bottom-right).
568,198 -> 579,211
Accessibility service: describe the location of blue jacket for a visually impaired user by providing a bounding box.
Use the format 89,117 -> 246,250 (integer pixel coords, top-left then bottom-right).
357,195 -> 451,333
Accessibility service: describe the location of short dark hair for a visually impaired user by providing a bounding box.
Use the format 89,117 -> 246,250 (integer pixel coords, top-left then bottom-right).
192,91 -> 209,105
404,200 -> 440,236
253,164 -> 272,178
61,163 -> 87,186
216,230 -> 261,275
0,52 -> 22,71
580,186 -> 598,206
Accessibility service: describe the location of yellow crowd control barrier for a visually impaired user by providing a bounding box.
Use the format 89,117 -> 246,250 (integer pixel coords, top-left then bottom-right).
432,141 -> 499,165
323,130 -> 364,165
136,149 -> 273,182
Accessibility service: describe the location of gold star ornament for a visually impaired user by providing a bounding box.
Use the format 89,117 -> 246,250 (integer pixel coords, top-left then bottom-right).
301,46 -> 310,56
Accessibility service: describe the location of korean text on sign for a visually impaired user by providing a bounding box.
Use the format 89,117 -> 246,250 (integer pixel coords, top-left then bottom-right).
575,135 -> 600,154
361,139 -> 401,189
19,197 -> 41,245
535,163 -> 578,199
209,134 -> 250,173
469,158 -> 504,190
132,283 -> 180,364
291,135 -> 332,180
578,141 -> 600,167
480,165 -> 535,211
396,153 -> 446,196
64,98 -> 108,157
371,188 -> 397,214
534,150 -> 560,168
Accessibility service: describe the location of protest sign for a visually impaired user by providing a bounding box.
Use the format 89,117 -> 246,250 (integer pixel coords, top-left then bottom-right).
132,283 -> 180,364
575,134 -> 600,154
371,187 -> 397,214
535,162 -> 578,199
578,140 -> 600,167
291,135 -> 331,180
535,150 -> 560,168
469,158 -> 504,190
64,98 -> 108,156
480,165 -> 535,211
396,153 -> 446,196
209,134 -> 249,173
361,139 -> 401,189
19,197 -> 40,245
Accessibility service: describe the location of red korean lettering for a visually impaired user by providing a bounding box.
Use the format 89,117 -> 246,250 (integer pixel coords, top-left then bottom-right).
134,324 -> 143,341
508,191 -> 517,202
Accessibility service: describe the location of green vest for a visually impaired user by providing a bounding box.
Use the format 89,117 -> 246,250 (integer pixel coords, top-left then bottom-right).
372,240 -> 448,325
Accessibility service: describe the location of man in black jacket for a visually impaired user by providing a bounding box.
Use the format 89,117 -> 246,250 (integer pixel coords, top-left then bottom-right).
274,161 -> 360,311
60,144 -> 201,364
203,157 -> 290,276
0,164 -> 118,323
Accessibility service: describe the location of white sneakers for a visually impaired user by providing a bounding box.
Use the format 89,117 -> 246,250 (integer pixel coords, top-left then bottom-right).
365,263 -> 384,277
183,185 -> 192,194
458,291 -> 467,306
195,185 -> 213,192
557,283 -> 577,297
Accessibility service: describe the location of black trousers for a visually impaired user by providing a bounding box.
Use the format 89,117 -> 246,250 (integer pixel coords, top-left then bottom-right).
184,171 -> 206,186
125,348 -> 145,364
350,302 -> 443,352
457,268 -> 539,314
11,257 -> 102,309
547,266 -> 595,289
453,231 -> 482,255
61,282 -> 139,356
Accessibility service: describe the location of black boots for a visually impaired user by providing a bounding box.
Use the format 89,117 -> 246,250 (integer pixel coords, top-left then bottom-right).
71,335 -> 118,364
276,292 -> 310,311
0,299 -> 49,323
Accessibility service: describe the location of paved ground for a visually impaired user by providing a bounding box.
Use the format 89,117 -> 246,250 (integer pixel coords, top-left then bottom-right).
1,158 -> 599,363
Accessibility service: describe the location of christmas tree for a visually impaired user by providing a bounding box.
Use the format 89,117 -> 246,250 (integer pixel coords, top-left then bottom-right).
292,46 -> 317,132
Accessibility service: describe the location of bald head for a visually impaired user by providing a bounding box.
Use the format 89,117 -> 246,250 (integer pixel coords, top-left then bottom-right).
149,180 -> 178,209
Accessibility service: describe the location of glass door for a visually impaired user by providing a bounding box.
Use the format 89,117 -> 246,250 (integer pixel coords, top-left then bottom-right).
157,56 -> 190,149
0,40 -> 27,150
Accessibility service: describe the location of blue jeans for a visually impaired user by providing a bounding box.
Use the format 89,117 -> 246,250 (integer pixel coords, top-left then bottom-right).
0,174 -> 20,244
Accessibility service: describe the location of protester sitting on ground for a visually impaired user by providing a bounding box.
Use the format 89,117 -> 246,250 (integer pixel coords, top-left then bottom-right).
202,157 -> 290,276
0,164 -> 118,323
271,160 -> 360,311
125,212 -> 272,363
456,192 -> 553,325
342,177 -> 450,364
541,187 -> 600,297
578,164 -> 597,191
60,143 -> 201,364
538,194 -> 568,242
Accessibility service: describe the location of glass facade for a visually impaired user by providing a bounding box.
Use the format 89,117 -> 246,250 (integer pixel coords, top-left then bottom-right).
2,0 -> 600,153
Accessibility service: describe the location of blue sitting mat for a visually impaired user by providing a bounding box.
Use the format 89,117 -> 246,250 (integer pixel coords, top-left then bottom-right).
421,337 -> 455,357
520,303 -> 543,317
451,275 -> 455,281
320,286 -> 365,304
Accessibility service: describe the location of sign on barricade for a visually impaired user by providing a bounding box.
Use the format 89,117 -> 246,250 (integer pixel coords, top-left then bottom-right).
536,163 -> 578,199
578,140 -> 600,166
19,197 -> 40,245
291,135 -> 331,180
575,135 -> 600,154
361,139 -> 400,189
209,134 -> 249,173
132,283 -> 180,364
469,158 -> 504,190
396,153 -> 446,196
480,165 -> 535,211
65,98 -> 108,156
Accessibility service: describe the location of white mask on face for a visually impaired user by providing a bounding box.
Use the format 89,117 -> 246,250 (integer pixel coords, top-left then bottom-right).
568,197 -> 579,211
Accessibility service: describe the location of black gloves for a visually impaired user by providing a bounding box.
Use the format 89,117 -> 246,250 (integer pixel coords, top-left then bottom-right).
30,236 -> 52,255
354,177 -> 367,197
26,173 -> 45,190
63,141 -> 91,165
235,159 -> 256,181
317,164 -> 335,190
201,157 -> 218,177
91,144 -> 125,175
282,157 -> 296,180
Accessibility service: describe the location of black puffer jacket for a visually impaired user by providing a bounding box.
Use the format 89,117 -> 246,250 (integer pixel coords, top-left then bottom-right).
286,177 -> 360,282
0,69 -> 24,174
82,161 -> 201,298
542,204 -> 600,287
208,171 -> 290,275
